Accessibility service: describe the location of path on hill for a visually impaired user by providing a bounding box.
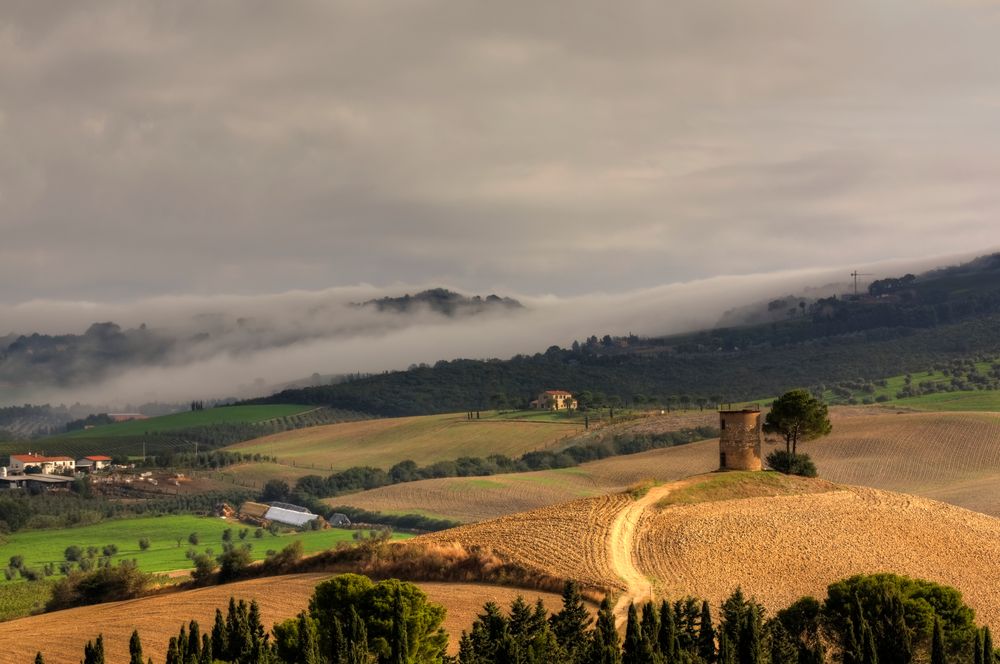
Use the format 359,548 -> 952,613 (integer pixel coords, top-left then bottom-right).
608,485 -> 673,627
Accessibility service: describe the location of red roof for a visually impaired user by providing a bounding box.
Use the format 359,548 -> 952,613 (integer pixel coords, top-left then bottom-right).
542,390 -> 573,396
85,456 -> 113,461
11,454 -> 74,463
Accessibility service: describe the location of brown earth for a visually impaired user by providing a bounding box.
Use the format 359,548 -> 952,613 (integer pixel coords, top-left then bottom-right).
0,575 -> 573,662
422,474 -> 1000,630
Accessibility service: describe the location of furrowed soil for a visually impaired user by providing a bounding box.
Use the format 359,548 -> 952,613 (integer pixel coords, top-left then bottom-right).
424,473 -> 1000,630
0,576 -> 573,661
339,408 -> 1000,522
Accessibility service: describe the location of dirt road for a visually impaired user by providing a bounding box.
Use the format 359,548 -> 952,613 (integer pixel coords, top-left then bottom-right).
608,485 -> 672,626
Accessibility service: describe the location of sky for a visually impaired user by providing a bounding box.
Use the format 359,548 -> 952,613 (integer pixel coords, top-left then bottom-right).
3,0 -> 1000,308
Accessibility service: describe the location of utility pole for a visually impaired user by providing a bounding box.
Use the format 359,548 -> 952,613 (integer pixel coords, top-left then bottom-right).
850,270 -> 872,296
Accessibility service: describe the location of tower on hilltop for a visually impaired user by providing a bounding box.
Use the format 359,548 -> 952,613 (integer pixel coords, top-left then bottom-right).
718,406 -> 763,471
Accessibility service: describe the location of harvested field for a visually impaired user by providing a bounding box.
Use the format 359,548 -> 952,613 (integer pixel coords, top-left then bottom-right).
226,412 -> 583,471
634,483 -> 1000,630
336,442 -> 717,522
421,493 -> 634,592
422,473 -> 1000,630
340,408 -> 1000,522
0,575 -> 574,661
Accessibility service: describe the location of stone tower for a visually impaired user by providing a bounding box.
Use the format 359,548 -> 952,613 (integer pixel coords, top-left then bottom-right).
718,408 -> 763,471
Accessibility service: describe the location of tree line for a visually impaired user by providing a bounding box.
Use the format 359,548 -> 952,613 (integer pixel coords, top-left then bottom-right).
41,572 -> 998,664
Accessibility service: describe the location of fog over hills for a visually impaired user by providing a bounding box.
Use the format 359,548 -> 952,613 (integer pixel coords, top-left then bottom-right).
0,252 -> 981,409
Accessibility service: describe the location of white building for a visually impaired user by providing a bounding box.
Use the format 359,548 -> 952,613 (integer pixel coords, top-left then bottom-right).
9,454 -> 75,474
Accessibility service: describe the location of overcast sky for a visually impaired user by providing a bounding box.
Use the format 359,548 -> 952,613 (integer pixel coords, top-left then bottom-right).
2,0 -> 1000,306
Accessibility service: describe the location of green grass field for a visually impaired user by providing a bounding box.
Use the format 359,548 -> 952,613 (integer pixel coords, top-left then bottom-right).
0,515 -> 410,580
225,411 -> 585,471
63,405 -> 314,439
821,362 -> 1000,412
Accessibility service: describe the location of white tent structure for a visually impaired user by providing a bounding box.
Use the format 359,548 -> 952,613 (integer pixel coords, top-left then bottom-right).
264,502 -> 320,527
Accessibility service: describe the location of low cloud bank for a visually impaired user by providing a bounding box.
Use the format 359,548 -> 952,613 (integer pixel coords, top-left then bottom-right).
0,251 -> 976,408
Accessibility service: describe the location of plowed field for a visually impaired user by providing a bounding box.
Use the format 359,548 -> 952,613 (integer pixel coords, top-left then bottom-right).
0,576 -> 572,661
423,474 -> 1000,630
339,408 -> 1000,522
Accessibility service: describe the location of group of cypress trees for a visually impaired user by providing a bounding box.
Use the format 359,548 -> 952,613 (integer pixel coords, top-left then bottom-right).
31,574 -> 1000,664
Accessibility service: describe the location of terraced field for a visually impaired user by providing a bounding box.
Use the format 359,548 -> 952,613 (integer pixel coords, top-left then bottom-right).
338,408 -> 1000,522
0,576 -> 573,661
227,412 -> 585,471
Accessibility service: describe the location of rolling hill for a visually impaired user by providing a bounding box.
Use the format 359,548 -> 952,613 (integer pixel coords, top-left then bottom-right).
0,575 -> 574,662
421,473 -> 1000,629
225,412 -> 586,472
335,407 -> 1000,522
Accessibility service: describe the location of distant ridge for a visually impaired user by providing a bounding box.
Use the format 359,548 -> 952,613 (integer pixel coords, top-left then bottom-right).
354,288 -> 523,316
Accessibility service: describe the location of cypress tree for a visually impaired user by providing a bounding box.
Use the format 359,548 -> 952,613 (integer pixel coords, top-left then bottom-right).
391,586 -> 409,664
976,630 -> 985,664
34,653 -> 44,664
768,621 -> 798,664
984,627 -> 994,664
658,601 -> 678,664
623,603 -> 654,664
697,600 -> 716,664
641,602 -> 661,658
717,631 -> 735,664
509,596 -> 533,640
931,618 -> 946,664
348,606 -> 370,664
83,635 -> 106,664
739,605 -> 763,664
458,632 -> 478,664
328,616 -> 347,664
212,608 -> 227,661
199,634 -> 213,664
129,630 -> 144,664
297,611 -> 321,664
188,621 -> 201,663
165,637 -> 180,664
593,596 -> 621,664
885,593 -> 912,664
550,581 -> 592,659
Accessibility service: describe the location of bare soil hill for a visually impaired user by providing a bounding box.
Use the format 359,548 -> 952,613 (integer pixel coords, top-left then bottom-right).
0,575 -> 572,662
422,473 -> 1000,630
339,408 -> 1000,522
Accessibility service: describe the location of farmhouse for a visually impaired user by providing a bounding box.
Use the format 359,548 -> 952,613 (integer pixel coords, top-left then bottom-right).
75,455 -> 113,472
530,390 -> 578,411
718,407 -> 763,471
9,453 -> 75,474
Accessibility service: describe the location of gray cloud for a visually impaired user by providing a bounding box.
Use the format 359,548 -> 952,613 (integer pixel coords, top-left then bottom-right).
1,0 -> 999,304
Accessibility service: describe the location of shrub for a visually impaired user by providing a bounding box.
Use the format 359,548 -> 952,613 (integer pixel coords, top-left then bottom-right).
138,537 -> 151,551
765,450 -> 818,477
263,541 -> 304,572
8,555 -> 24,570
188,532 -> 199,546
254,528 -> 264,539
46,560 -> 151,611
102,544 -> 118,557
190,553 -> 216,586
217,544 -> 252,582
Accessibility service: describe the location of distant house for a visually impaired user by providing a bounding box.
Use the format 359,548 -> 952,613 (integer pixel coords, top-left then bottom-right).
530,390 -> 578,411
9,454 -> 75,474
76,455 -> 113,472
107,413 -> 148,422
327,513 -> 351,527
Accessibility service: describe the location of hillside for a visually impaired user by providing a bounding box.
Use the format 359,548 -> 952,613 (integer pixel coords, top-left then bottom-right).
337,408 -> 1000,522
0,575 -> 572,662
251,256 -> 1000,416
422,473 -> 1000,629
226,412 -> 585,472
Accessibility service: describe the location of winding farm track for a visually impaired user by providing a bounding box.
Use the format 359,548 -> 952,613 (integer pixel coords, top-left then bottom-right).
608,486 -> 671,626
